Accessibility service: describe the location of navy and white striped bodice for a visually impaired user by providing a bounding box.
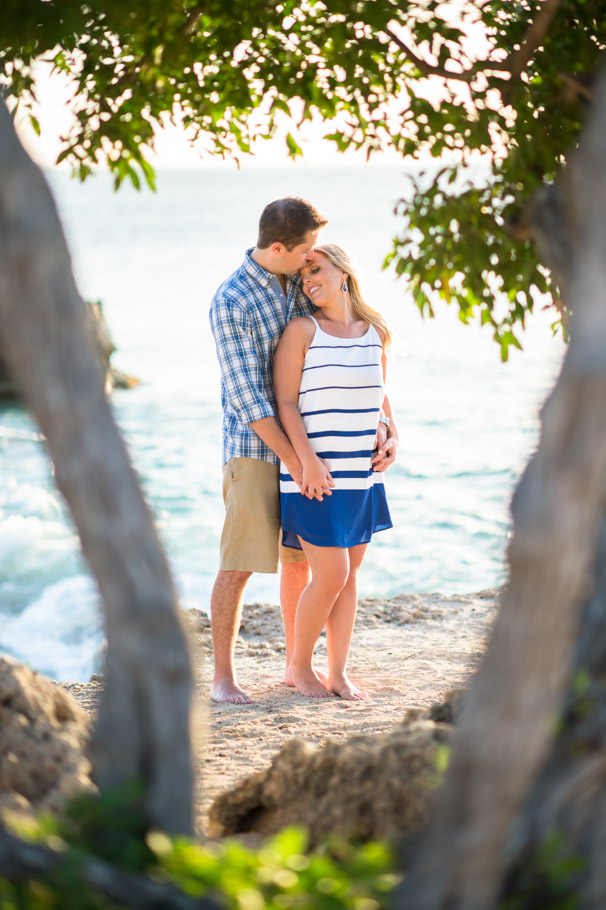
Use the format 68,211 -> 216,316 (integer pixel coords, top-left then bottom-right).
280,317 -> 386,495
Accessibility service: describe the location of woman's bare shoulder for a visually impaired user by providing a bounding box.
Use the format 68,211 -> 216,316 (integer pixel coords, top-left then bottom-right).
373,324 -> 387,346
286,315 -> 317,333
280,315 -> 317,343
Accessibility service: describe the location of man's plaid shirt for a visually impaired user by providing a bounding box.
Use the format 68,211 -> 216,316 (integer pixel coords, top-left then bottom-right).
210,249 -> 315,465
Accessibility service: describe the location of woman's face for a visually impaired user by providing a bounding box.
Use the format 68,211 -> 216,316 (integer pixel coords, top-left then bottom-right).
301,253 -> 344,306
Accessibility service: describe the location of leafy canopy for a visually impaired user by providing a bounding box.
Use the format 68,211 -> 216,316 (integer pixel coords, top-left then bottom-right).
1,0 -> 604,354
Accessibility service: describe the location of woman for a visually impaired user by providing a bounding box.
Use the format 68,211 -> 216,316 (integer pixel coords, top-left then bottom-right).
273,243 -> 396,700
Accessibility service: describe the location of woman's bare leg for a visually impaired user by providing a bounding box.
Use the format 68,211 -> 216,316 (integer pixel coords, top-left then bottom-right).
326,543 -> 369,700
290,539 -> 349,697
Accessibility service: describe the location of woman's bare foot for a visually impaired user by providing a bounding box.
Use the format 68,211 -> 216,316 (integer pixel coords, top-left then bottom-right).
329,674 -> 368,701
210,679 -> 253,704
285,663 -> 329,688
291,666 -> 333,698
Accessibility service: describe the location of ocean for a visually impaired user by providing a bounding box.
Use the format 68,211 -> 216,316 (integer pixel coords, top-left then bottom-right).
0,164 -> 564,681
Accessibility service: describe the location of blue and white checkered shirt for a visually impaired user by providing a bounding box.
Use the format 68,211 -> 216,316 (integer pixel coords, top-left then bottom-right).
210,249 -> 315,465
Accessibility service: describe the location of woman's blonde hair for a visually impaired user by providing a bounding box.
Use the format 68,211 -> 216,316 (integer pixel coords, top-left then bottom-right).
313,243 -> 393,349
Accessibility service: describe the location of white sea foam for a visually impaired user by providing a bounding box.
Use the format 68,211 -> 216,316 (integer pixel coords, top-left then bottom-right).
0,575 -> 104,682
0,483 -> 64,520
0,514 -> 79,585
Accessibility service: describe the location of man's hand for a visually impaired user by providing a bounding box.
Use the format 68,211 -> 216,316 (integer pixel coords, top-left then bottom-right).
284,455 -> 334,499
300,455 -> 335,501
285,457 -> 304,490
375,421 -> 388,452
371,435 -> 398,472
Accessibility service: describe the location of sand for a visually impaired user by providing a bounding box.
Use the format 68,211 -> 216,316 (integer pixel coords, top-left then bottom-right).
64,589 -> 498,835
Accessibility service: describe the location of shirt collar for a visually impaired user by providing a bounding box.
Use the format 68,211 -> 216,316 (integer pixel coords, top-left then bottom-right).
243,248 -> 272,286
242,248 -> 302,293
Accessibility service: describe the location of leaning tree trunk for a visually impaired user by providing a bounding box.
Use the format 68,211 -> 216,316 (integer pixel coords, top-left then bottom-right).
0,98 -> 193,834
399,68 -> 606,909
501,515 -> 606,907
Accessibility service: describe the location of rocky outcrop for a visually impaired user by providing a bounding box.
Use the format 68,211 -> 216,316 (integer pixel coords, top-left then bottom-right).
0,657 -> 94,819
0,300 -> 137,398
207,696 -> 464,845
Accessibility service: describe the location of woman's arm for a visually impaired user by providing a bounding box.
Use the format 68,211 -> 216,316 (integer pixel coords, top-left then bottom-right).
274,318 -> 334,501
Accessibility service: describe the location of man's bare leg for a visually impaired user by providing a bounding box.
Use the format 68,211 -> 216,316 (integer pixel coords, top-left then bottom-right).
282,560 -> 330,686
280,560 -> 309,666
210,569 -> 253,704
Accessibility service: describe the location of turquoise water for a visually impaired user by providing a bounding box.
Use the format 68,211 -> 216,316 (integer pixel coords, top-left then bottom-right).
0,165 -> 564,680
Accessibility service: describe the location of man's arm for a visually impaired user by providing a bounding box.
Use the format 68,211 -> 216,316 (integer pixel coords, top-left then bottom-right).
209,295 -> 323,489
248,416 -> 304,487
210,293 -> 277,424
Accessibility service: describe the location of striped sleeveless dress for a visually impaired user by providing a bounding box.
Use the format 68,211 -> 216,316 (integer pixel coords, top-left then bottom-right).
280,316 -> 392,549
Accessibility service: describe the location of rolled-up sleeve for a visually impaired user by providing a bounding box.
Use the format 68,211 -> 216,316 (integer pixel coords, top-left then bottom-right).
210,295 -> 275,425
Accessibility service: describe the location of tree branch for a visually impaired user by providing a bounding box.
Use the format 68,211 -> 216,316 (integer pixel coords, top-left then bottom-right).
508,0 -> 563,83
558,70 -> 595,103
182,5 -> 206,36
388,0 -> 563,96
385,27 -> 476,83
0,824 -> 220,910
385,26 -> 510,85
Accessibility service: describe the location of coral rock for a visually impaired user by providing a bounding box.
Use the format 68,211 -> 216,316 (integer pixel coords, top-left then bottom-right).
0,657 -> 94,819
208,716 -> 452,844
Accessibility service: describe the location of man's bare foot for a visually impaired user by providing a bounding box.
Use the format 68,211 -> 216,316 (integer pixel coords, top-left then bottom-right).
291,666 -> 333,698
285,663 -> 328,688
330,675 -> 368,701
210,679 -> 253,704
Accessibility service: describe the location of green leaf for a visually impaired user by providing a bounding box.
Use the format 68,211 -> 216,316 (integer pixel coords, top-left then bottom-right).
285,132 -> 303,158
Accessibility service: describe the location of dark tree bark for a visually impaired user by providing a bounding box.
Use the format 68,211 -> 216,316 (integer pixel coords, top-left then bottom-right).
0,97 -> 193,835
400,67 -> 606,910
502,516 -> 606,907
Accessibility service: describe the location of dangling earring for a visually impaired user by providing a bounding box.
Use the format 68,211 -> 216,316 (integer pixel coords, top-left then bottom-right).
342,280 -> 348,292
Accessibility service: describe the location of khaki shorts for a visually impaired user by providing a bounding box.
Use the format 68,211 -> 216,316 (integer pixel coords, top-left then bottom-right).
219,457 -> 307,573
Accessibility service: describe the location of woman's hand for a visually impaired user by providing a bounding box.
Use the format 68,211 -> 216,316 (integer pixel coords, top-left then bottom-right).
371,436 -> 398,471
301,455 -> 335,501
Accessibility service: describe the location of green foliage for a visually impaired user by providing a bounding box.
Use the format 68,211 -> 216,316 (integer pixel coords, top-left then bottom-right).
501,828 -> 586,910
0,791 -> 400,910
154,827 -> 399,910
55,782 -> 155,870
0,0 -> 410,186
382,0 -> 606,354
1,1 -> 604,351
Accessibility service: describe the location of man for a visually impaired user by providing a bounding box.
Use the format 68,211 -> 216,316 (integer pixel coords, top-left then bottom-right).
209,197 -> 396,703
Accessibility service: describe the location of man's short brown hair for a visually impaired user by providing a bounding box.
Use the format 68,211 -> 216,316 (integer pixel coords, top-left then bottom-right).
257,197 -> 327,251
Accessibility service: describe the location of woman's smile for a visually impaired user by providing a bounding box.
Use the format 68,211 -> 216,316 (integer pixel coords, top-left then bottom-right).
301,253 -> 342,304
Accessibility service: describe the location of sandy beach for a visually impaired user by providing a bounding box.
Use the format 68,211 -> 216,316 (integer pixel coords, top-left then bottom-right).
63,588 -> 499,835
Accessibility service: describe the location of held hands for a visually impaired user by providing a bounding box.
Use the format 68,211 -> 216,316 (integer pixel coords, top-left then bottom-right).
371,422 -> 398,473
300,454 -> 335,501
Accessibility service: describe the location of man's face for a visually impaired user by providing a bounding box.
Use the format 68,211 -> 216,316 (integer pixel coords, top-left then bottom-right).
277,230 -> 319,274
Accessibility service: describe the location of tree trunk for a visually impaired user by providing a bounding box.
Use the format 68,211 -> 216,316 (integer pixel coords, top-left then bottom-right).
501,510 -> 606,908
0,98 -> 193,835
399,68 -> 606,909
